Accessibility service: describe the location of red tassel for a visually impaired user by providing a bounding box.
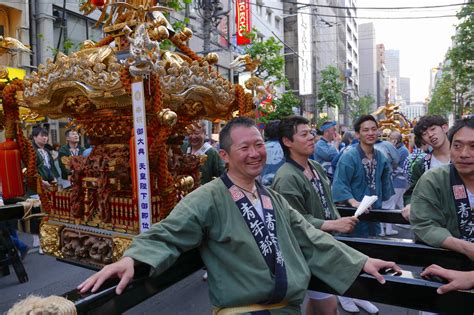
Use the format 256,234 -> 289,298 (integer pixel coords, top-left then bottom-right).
0,139 -> 24,198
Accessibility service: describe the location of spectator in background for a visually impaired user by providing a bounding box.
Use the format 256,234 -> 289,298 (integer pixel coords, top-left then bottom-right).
31,126 -> 59,191
389,131 -> 409,206
403,115 -> 450,221
261,120 -> 285,186
332,115 -> 394,237
31,126 -> 59,253
58,130 -> 84,189
332,130 -> 356,170
375,132 -> 401,236
314,121 -> 340,181
182,121 -> 225,185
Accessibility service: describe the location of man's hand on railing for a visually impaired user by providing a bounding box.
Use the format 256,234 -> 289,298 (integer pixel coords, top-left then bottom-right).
401,204 -> 411,222
77,256 -> 135,295
362,258 -> 401,284
421,264 -> 474,294
321,216 -> 359,234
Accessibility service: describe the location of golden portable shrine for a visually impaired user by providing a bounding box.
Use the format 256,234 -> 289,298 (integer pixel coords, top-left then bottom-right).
0,0 -> 256,268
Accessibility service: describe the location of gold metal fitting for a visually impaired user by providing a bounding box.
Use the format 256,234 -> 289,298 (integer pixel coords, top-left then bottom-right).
156,25 -> 170,40
177,176 -> 194,192
205,53 -> 219,65
182,27 -> 193,40
158,108 -> 177,126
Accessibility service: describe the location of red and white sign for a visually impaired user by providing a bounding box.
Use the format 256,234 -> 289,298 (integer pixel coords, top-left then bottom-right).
236,0 -> 251,45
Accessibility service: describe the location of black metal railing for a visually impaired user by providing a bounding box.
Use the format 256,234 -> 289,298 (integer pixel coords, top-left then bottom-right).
335,236 -> 474,271
337,206 -> 409,224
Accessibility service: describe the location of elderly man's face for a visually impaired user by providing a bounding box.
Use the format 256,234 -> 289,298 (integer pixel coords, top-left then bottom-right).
220,126 -> 266,180
389,132 -> 401,147
189,127 -> 205,148
451,127 -> 474,178
324,126 -> 337,141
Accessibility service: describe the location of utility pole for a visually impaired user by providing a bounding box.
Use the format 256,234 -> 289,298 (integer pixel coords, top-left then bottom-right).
195,0 -> 229,54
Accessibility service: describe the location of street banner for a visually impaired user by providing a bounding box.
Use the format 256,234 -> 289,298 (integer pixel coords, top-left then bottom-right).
236,0 -> 251,45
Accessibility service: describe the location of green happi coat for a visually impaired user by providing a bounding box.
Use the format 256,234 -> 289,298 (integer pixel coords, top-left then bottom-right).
272,160 -> 340,229
124,178 -> 367,313
411,165 -> 463,247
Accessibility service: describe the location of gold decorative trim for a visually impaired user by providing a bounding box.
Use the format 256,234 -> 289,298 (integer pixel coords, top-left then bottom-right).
40,222 -> 64,258
112,237 -> 133,262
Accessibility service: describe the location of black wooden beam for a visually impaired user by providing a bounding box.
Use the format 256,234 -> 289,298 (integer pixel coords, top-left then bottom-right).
63,249 -> 203,315
335,236 -> 474,271
62,248 -> 474,315
0,204 -> 25,221
310,270 -> 474,314
337,206 -> 409,224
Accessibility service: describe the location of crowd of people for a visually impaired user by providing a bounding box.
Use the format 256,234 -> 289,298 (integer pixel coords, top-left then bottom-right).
76,114 -> 474,314
3,113 -> 473,314
2,126 -> 86,258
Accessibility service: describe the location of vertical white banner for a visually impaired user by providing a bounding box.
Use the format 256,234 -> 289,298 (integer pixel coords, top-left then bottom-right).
298,3 -> 313,95
132,81 -> 152,233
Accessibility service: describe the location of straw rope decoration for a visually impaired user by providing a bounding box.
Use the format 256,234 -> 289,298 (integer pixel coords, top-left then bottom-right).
7,295 -> 77,315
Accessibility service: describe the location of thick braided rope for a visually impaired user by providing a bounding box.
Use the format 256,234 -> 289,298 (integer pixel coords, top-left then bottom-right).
7,295 -> 77,315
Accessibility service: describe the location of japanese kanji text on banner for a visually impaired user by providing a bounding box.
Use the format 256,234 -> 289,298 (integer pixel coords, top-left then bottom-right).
132,81 -> 152,233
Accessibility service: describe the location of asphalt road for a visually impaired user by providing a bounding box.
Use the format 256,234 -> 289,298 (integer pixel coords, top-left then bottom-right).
1,227 -> 418,314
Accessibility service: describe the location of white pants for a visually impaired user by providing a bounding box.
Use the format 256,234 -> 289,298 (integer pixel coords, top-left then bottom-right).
307,290 -> 333,300
382,188 -> 405,210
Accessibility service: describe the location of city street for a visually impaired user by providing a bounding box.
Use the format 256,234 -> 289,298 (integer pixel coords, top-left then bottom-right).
1,229 -> 419,314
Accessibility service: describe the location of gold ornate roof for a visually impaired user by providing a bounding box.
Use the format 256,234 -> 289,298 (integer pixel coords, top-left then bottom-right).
22,48 -> 127,117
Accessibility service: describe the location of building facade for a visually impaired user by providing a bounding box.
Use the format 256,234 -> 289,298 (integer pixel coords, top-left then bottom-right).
358,22 -> 376,111
376,43 -> 387,107
400,77 -> 411,105
384,49 -> 400,96
400,102 -> 426,121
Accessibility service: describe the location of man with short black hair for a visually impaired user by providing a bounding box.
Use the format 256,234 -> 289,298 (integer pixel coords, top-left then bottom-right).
331,115 -> 394,313
78,117 -> 399,314
332,115 -> 394,225
32,126 -> 59,191
261,120 -> 285,186
272,116 -> 358,315
411,117 -> 474,261
403,115 -> 451,220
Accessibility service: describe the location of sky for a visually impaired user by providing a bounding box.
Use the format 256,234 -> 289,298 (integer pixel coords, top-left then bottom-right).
356,0 -> 465,103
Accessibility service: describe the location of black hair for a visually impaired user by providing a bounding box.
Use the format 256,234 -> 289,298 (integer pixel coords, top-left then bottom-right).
448,117 -> 474,144
65,129 -> 79,137
31,126 -> 48,138
413,115 -> 448,139
219,117 -> 256,152
341,130 -> 355,146
264,120 -> 281,141
354,115 -> 378,133
414,135 -> 423,148
278,115 -> 310,156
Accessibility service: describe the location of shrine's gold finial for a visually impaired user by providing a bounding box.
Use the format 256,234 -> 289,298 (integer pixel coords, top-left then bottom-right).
0,36 -> 32,55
